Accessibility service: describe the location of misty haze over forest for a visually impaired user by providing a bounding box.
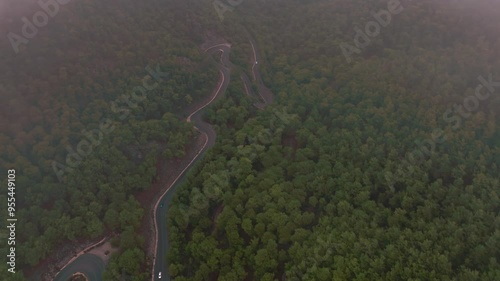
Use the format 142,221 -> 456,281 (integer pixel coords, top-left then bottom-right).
0,0 -> 499,281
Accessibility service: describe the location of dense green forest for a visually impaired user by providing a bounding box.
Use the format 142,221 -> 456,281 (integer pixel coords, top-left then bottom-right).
1,0 -> 499,280
166,0 -> 500,280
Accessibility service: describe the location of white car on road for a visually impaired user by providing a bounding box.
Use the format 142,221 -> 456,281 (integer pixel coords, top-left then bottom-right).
159,272 -> 162,279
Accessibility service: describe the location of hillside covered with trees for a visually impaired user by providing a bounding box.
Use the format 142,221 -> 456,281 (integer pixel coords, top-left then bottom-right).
166,0 -> 500,280
0,0 -> 499,280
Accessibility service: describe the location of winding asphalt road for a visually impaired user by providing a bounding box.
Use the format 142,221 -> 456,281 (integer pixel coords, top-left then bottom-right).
52,36 -> 271,281
152,43 -> 232,281
52,44 -> 231,281
153,35 -> 273,280
248,36 -> 274,105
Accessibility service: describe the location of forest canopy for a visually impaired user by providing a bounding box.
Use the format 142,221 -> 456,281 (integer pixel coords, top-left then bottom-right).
0,0 -> 499,280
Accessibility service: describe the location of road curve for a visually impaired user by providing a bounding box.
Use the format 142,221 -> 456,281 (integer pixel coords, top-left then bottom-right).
53,254 -> 105,281
50,38 -> 271,281
152,43 -> 232,281
154,34 -> 274,281
51,44 -> 231,281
